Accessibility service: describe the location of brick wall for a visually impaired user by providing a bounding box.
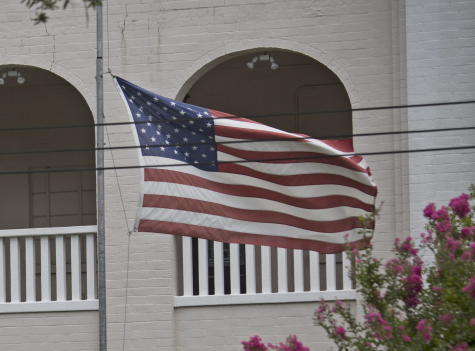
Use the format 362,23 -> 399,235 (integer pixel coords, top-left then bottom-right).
1,0 -> 473,350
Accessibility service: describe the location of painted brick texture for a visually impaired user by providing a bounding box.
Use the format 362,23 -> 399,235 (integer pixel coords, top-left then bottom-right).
0,0 -> 473,350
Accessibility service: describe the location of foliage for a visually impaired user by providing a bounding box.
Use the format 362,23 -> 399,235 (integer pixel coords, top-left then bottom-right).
242,187 -> 475,350
242,335 -> 309,351
21,0 -> 101,24
315,187 -> 475,351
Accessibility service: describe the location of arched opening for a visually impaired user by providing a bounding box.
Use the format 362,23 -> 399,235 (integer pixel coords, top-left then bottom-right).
176,49 -> 353,297
0,65 -> 96,229
182,49 -> 352,138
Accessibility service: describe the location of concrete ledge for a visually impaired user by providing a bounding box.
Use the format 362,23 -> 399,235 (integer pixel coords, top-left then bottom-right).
174,290 -> 356,307
0,300 -> 99,313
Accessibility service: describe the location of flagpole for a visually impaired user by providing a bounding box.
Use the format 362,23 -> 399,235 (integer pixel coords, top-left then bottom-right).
96,2 -> 107,351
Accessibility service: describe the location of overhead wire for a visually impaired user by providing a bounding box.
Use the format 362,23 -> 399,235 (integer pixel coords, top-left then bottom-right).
0,144 -> 473,176
0,99 -> 474,133
0,125 -> 474,157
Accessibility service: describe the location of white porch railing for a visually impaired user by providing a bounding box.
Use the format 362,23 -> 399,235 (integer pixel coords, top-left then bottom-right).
0,225 -> 98,313
175,237 -> 355,307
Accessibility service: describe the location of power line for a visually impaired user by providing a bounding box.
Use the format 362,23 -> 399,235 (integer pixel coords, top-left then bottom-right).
0,125 -> 473,157
0,144 -> 473,176
0,99 -> 474,133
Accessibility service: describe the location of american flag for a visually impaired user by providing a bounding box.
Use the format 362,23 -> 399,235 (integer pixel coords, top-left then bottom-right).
115,76 -> 377,253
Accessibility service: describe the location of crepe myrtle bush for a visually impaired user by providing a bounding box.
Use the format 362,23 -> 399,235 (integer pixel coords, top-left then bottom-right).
242,186 -> 475,351
316,186 -> 475,351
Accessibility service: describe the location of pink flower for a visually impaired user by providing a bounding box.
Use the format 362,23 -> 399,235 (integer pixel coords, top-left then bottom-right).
396,237 -> 419,256
401,335 -> 411,342
242,336 -> 268,351
268,335 -> 309,351
420,231 -> 433,244
335,326 -> 346,338
461,251 -> 472,261
449,193 -> 471,218
416,319 -> 432,343
438,313 -> 453,324
451,342 -> 469,351
404,263 -> 423,307
423,203 -> 437,218
434,206 -> 449,221
435,220 -> 452,233
446,236 -> 462,252
386,258 -> 404,274
462,276 -> 475,298
461,227 -> 475,238
469,318 -> 475,326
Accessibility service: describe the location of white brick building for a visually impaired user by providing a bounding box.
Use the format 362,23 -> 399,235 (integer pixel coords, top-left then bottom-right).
0,0 -> 474,350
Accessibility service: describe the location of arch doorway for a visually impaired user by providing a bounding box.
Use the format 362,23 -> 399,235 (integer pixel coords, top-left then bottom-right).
182,49 -> 352,138
176,49 -> 353,296
0,65 -> 96,229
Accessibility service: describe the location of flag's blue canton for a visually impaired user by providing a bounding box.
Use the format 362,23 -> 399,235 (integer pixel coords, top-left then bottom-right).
116,77 -> 217,171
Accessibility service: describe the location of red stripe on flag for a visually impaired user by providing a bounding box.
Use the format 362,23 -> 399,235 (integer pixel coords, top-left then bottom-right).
138,219 -> 370,254
144,169 -> 374,211
218,144 -> 367,173
215,125 -> 355,154
209,109 -> 260,123
142,194 -> 365,233
218,163 -> 377,196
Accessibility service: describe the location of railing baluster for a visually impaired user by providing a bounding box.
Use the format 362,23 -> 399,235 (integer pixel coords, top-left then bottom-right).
245,245 -> 256,294
0,226 -> 98,311
71,235 -> 82,300
10,238 -> 21,302
309,251 -> 320,292
230,243 -> 240,295
55,236 -> 67,301
277,248 -> 288,293
326,254 -> 336,291
25,237 -> 36,302
342,252 -> 352,290
261,246 -> 271,294
293,249 -> 304,292
41,237 -> 51,301
0,239 -> 5,303
198,238 -> 208,296
86,234 -> 96,300
213,241 -> 224,295
182,237 -> 193,296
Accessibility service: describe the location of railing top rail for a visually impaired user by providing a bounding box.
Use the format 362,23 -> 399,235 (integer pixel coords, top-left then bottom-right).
0,225 -> 98,238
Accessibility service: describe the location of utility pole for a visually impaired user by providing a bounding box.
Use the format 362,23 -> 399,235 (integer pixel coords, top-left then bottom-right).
96,2 -> 107,351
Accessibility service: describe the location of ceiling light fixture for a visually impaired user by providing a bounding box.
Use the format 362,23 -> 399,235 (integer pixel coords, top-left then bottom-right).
0,69 -> 26,85
246,53 -> 279,70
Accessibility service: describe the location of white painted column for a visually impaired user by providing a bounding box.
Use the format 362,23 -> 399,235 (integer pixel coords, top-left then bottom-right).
261,246 -> 272,294
230,243 -> 240,295
41,236 -> 51,301
245,245 -> 256,294
293,249 -> 304,292
25,237 -> 36,302
309,251 -> 320,292
182,237 -> 193,296
9,238 -> 21,303
326,254 -> 336,291
213,241 -> 224,295
198,238 -> 208,296
55,236 -> 67,301
71,235 -> 82,300
277,248 -> 288,293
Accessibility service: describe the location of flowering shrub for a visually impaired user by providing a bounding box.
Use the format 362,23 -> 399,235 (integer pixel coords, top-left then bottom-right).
242,335 -> 309,351
315,188 -> 475,350
242,189 -> 475,350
